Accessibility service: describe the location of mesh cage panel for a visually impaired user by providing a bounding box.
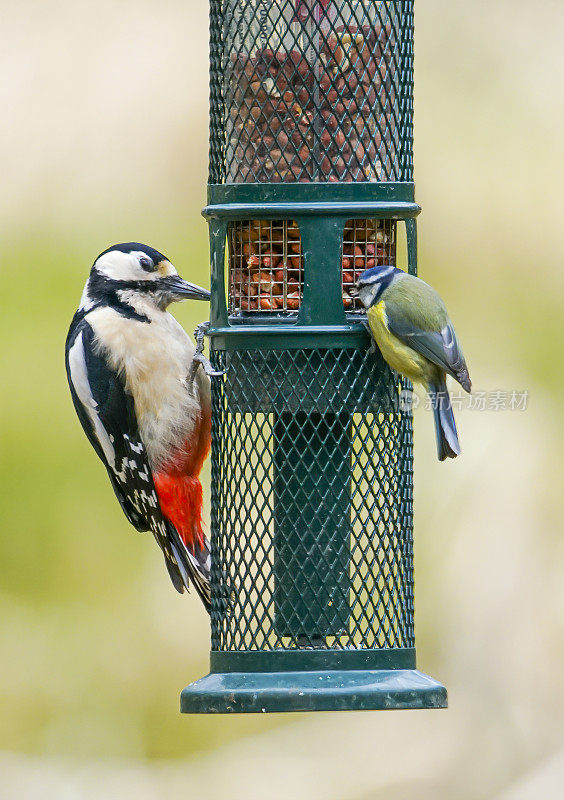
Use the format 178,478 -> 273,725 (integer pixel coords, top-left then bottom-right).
209,1 -> 414,183
210,347 -> 415,651
228,218 -> 396,315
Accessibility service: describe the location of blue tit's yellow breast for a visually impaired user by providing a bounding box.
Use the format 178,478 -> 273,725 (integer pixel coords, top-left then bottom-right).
366,301 -> 431,385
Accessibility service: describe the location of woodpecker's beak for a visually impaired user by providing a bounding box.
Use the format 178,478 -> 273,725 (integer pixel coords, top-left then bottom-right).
159,275 -> 211,302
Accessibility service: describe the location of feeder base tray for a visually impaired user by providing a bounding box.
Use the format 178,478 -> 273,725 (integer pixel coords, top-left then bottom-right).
180,669 -> 447,714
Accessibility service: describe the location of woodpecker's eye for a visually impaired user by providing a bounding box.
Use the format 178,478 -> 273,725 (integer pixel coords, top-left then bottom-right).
139,256 -> 155,272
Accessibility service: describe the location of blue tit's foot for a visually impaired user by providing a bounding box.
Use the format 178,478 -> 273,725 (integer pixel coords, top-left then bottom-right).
362,321 -> 378,354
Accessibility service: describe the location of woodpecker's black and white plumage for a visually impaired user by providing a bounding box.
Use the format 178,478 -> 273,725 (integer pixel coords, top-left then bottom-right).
65,243 -> 215,608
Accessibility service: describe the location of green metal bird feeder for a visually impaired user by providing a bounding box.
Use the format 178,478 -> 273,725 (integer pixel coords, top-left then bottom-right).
181,0 -> 447,713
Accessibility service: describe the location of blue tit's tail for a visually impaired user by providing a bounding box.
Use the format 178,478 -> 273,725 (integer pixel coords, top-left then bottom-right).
428,379 -> 460,461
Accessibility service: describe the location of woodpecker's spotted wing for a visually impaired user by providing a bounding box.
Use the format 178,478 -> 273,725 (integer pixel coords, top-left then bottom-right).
65,315 -> 211,606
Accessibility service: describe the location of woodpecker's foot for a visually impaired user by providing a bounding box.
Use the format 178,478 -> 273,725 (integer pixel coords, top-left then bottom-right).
191,321 -> 225,379
193,351 -> 225,378
218,575 -> 237,616
193,321 -> 210,354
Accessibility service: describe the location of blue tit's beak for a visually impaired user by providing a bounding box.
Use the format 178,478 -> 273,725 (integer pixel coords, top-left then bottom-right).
349,283 -> 359,297
159,275 -> 211,302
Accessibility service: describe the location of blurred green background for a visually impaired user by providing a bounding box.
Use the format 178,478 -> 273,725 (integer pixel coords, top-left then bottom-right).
1,1 -> 563,797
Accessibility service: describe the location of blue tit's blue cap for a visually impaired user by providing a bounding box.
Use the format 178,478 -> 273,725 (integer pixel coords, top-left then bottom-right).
357,264 -> 396,285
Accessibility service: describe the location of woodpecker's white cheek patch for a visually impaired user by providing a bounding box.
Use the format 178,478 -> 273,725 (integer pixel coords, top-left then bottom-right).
95,251 -> 161,283
68,332 -> 116,467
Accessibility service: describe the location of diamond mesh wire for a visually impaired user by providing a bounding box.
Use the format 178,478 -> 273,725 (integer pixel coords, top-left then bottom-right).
210,347 -> 414,651
209,1 -> 414,183
228,218 -> 396,314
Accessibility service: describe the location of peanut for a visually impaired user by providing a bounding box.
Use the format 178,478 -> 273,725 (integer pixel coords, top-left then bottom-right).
286,292 -> 300,310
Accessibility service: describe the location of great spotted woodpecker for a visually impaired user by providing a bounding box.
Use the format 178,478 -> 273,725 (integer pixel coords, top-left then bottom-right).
65,243 -> 217,608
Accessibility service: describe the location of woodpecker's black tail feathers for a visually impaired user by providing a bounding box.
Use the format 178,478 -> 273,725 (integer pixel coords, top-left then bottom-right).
162,523 -> 211,611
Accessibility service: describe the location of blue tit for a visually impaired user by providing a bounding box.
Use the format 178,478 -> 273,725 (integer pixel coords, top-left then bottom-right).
355,265 -> 471,461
